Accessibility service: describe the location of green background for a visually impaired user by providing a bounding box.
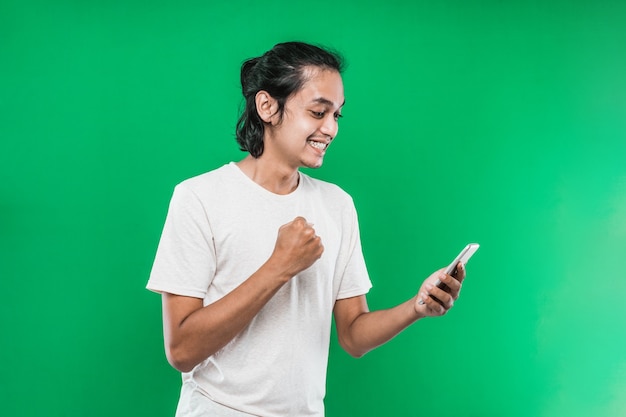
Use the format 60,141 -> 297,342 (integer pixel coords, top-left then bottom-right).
1,1 -> 625,416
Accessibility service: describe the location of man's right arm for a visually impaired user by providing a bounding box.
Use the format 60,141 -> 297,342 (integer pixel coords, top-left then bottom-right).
161,217 -> 323,373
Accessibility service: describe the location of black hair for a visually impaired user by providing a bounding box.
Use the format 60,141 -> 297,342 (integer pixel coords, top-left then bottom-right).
235,41 -> 345,158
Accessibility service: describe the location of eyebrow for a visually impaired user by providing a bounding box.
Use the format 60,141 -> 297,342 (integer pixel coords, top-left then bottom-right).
311,97 -> 346,108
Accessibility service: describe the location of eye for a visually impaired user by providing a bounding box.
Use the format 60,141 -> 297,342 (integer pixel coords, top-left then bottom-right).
334,113 -> 343,121
311,111 -> 325,119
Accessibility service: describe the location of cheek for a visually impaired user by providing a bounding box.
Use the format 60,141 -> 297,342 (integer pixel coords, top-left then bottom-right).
306,118 -> 325,134
293,119 -> 317,138
282,112 -> 321,140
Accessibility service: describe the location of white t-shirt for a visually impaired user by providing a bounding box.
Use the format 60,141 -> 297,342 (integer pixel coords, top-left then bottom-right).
147,163 -> 372,416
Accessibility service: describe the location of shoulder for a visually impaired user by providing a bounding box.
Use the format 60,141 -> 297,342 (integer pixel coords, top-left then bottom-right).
161,164 -> 238,213
172,163 -> 243,200
177,163 -> 234,191
299,172 -> 355,208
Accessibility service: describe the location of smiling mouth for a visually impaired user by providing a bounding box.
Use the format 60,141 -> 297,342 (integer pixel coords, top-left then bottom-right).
307,140 -> 326,150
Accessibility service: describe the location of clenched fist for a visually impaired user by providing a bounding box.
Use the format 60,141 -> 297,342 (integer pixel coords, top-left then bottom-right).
268,216 -> 324,280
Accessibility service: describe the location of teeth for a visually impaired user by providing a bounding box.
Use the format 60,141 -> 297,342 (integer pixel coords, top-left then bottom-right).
308,140 -> 326,150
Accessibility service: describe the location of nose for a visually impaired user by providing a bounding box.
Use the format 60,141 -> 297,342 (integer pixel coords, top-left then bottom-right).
320,114 -> 338,140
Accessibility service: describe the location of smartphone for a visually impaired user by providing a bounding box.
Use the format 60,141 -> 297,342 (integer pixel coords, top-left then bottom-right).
441,243 -> 480,280
419,243 -> 480,305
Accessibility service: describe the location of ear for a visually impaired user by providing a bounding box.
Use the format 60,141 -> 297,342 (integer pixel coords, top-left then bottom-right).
255,90 -> 279,124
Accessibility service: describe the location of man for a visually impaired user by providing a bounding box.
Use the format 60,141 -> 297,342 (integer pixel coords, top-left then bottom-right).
147,41 -> 466,417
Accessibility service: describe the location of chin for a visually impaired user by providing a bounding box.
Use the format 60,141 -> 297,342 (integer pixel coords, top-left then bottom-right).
304,159 -> 324,169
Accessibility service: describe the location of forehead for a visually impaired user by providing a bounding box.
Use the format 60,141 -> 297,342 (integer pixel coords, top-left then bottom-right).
293,68 -> 344,108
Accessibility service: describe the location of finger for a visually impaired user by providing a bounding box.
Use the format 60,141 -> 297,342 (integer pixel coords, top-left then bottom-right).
426,285 -> 454,309
420,287 -> 446,315
294,216 -> 316,233
292,216 -> 308,226
437,273 -> 462,297
456,262 -> 467,282
418,270 -> 445,305
292,216 -> 316,228
303,227 -> 318,242
315,241 -> 325,259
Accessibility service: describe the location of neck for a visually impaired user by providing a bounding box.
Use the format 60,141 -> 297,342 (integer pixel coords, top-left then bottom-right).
236,155 -> 300,195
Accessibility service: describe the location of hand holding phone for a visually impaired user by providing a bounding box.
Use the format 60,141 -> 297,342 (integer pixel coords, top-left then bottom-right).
418,243 -> 480,305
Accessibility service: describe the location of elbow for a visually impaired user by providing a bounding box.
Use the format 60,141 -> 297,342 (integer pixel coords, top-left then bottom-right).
347,350 -> 367,359
345,347 -> 369,359
338,337 -> 370,359
165,343 -> 198,373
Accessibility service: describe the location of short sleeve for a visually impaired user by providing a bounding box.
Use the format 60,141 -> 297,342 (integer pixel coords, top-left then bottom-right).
335,199 -> 373,300
147,183 -> 216,299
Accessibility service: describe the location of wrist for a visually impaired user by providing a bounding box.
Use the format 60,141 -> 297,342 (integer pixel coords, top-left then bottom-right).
260,257 -> 293,285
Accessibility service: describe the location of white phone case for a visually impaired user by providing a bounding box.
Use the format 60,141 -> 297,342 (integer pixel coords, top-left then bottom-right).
419,243 -> 480,305
443,243 -> 480,277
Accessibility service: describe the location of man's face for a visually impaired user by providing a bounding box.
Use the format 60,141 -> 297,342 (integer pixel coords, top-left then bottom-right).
264,68 -> 345,170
